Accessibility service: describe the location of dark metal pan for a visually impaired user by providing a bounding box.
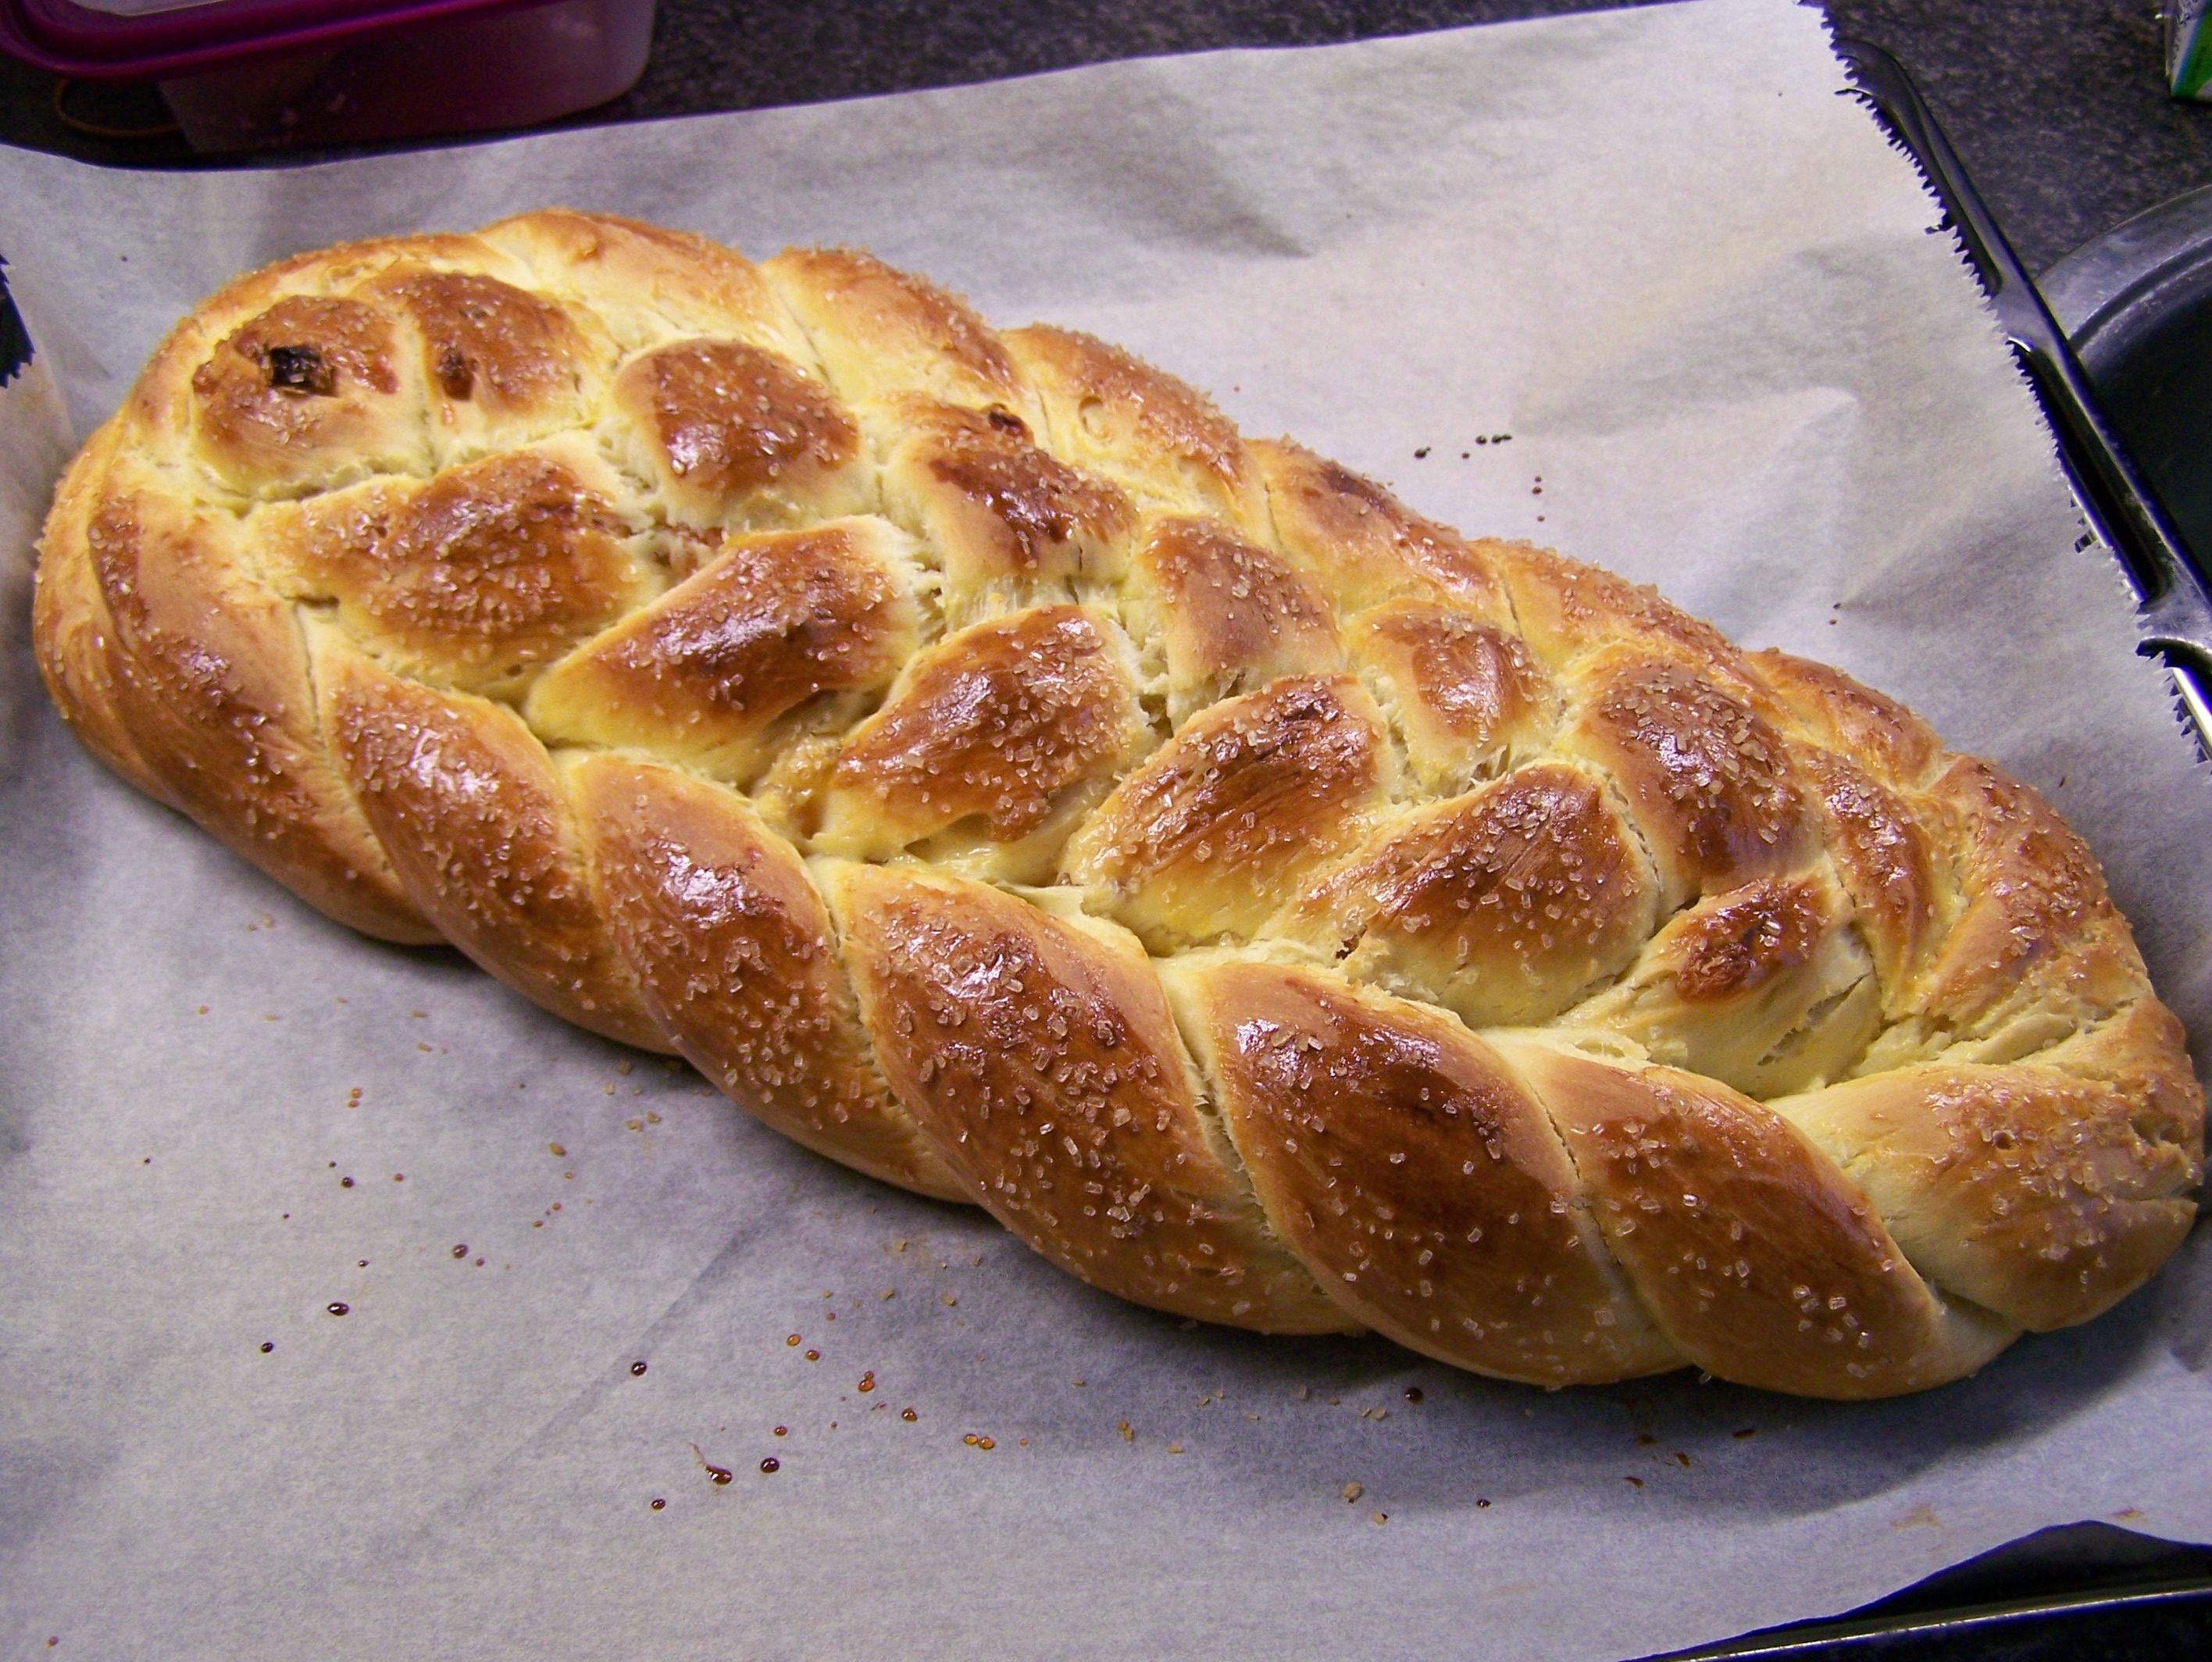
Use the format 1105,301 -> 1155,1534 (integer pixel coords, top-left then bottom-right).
2043,180 -> 2212,588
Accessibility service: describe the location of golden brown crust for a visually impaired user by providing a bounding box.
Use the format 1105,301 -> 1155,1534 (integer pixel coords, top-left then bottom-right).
1561,869 -> 1880,1099
480,210 -> 808,354
879,396 -> 1135,619
1126,515 -> 1343,714
609,338 -> 868,527
1003,326 -> 1264,525
30,422 -> 174,805
369,266 -> 600,436
1776,998 -> 2202,1330
1253,439 -> 1515,615
1562,647 -> 1814,904
1289,761 -> 1657,1028
570,756 -> 961,1197
762,247 -> 1029,416
264,450 -> 658,694
1909,757 -> 2145,1052
1796,747 -> 1939,1004
1499,542 -> 1746,673
1063,674 -> 1393,950
1350,597 -> 1558,791
1667,877 -> 1835,1004
1746,647 -> 1944,788
33,210 -> 2199,1402
76,473 -> 431,941
1171,959 -> 1676,1382
1497,1041 -> 2015,1398
816,605 -> 1147,869
523,519 -> 919,775
830,864 -> 1350,1332
187,293 -> 428,497
315,634 -> 664,1047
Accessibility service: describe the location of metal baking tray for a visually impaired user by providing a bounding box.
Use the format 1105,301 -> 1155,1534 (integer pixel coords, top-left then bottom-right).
1661,1520 -> 2212,1659
1652,38 -> 2212,1662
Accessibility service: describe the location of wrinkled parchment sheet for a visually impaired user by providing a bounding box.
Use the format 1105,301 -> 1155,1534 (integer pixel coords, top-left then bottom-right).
2,2 -> 2207,1656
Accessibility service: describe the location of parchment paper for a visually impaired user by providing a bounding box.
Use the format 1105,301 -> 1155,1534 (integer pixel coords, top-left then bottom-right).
2,3 -> 2208,1657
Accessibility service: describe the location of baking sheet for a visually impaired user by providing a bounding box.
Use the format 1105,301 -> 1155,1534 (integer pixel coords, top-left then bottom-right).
2,2 -> 2209,1657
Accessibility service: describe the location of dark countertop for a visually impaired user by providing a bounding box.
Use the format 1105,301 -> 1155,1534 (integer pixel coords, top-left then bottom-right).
2,5 -> 2209,1659
1,0 -> 2210,273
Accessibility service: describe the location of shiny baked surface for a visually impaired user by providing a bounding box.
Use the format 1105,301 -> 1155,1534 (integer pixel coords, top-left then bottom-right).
34,210 -> 2202,1398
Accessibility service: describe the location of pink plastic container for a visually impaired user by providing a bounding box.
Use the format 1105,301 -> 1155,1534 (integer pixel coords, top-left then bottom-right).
0,0 -> 655,151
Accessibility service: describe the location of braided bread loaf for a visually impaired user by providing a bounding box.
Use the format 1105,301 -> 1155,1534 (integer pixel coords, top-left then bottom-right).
34,210 -> 2202,1399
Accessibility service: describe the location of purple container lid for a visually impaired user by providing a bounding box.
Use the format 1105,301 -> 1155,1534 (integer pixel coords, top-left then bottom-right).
0,0 -> 539,78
